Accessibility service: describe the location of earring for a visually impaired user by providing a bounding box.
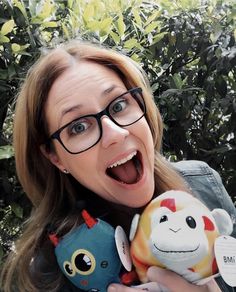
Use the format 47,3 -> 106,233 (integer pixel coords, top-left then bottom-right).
63,169 -> 69,174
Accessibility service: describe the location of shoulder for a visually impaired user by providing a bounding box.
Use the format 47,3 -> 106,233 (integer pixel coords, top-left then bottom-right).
172,159 -> 214,176
172,160 -> 236,236
172,160 -> 224,198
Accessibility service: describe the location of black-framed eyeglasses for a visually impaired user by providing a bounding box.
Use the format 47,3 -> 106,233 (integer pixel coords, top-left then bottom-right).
47,87 -> 146,154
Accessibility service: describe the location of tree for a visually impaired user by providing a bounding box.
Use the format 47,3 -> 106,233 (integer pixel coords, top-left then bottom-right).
0,0 -> 235,269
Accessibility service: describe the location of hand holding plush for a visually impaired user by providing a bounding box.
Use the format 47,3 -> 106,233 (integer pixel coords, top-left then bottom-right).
129,190 -> 233,283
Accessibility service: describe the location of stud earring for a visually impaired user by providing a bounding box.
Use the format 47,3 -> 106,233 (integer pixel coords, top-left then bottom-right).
63,169 -> 69,174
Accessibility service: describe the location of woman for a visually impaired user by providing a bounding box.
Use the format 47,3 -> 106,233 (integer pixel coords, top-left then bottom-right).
1,41 -> 235,292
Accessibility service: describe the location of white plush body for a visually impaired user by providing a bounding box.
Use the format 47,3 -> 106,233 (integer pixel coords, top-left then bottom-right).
130,191 -> 233,283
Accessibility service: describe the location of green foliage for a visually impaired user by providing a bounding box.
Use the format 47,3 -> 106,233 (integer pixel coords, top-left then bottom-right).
0,0 -> 235,271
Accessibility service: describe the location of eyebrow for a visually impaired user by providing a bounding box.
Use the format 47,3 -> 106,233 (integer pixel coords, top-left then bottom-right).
60,84 -> 118,120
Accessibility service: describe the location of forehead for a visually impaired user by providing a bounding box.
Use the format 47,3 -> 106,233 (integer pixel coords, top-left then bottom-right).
49,60 -> 124,97
44,60 -> 126,131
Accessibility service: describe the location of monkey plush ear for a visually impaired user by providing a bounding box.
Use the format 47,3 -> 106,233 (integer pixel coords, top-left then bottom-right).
129,214 -> 140,241
211,209 -> 233,235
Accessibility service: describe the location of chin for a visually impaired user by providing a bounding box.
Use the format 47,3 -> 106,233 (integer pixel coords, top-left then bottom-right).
121,189 -> 154,208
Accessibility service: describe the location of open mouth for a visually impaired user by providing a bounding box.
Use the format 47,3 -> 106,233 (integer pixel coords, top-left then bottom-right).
106,151 -> 143,184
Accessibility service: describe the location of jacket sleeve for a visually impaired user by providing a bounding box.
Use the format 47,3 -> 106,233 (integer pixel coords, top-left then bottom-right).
173,160 -> 236,292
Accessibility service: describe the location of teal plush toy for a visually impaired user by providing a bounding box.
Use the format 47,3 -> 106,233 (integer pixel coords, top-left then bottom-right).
49,210 -> 132,291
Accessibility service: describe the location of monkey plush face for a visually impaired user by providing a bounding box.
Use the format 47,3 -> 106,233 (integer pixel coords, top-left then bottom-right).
130,190 -> 233,283
149,205 -> 214,269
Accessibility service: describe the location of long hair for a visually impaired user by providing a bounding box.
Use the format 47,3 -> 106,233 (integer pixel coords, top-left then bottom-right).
1,40 -> 188,291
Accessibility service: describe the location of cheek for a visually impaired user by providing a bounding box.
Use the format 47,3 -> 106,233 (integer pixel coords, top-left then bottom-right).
139,120 -> 155,157
68,152 -> 99,185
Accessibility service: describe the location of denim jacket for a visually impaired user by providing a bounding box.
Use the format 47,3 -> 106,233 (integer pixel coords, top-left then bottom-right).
61,160 -> 236,291
173,160 -> 236,292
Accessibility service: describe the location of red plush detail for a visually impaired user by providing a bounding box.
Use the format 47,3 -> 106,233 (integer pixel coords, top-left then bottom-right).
202,216 -> 215,231
81,209 -> 98,228
49,233 -> 59,246
188,267 -> 195,272
160,198 -> 176,212
121,270 -> 139,285
212,257 -> 218,275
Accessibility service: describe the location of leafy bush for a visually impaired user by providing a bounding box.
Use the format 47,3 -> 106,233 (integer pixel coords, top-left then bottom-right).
0,0 -> 235,269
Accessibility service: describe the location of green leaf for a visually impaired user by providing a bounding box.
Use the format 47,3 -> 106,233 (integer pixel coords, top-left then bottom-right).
11,203 -> 23,219
86,20 -> 100,31
110,31 -> 120,44
144,22 -> 158,35
41,21 -> 58,28
61,22 -> 70,39
170,73 -> 183,89
152,32 -> 167,44
1,20 -> 15,36
68,0 -> 74,9
117,14 -> 126,38
124,38 -> 138,49
83,4 -> 95,22
131,53 -> 141,62
100,17 -> 113,33
13,0 -> 28,19
0,145 -> 14,160
39,0 -> 55,19
0,34 -> 10,43
132,8 -> 142,26
11,43 -> 21,52
145,11 -> 161,26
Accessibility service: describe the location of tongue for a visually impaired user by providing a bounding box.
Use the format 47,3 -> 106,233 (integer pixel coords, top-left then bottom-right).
109,159 -> 138,184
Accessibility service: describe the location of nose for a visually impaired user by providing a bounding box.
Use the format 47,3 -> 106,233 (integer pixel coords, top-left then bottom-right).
101,117 -> 129,148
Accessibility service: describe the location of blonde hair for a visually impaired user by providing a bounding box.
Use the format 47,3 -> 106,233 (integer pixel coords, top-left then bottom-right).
1,40 -> 188,291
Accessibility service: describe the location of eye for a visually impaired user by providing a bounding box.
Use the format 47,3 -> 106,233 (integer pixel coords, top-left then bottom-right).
63,260 -> 76,277
160,215 -> 168,223
72,249 -> 96,275
68,119 -> 90,135
186,216 -> 196,229
111,98 -> 128,114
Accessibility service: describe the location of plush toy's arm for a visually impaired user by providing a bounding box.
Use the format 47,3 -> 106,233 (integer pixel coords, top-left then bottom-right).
211,209 -> 233,235
129,214 -> 140,241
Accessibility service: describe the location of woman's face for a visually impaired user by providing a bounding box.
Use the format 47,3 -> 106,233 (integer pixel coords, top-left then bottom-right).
44,60 -> 155,207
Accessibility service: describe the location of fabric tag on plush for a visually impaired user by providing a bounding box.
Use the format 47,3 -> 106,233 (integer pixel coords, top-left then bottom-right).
115,225 -> 132,272
214,235 -> 236,287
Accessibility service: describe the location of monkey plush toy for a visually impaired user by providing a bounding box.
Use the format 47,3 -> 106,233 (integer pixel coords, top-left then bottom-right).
129,190 -> 233,284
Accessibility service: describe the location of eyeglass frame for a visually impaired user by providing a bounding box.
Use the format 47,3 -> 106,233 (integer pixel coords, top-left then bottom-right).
46,87 -> 146,154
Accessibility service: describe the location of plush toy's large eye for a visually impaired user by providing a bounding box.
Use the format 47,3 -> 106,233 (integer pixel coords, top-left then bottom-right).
63,261 -> 76,277
186,216 -> 196,228
160,215 -> 168,223
72,249 -> 96,275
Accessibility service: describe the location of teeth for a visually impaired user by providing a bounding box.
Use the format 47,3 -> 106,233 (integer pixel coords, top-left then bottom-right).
108,151 -> 137,168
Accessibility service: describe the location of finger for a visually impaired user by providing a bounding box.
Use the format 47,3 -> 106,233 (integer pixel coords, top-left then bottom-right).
147,266 -> 209,292
108,283 -> 140,292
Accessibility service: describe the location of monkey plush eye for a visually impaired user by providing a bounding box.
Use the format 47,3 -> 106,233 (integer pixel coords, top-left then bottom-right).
160,215 -> 168,223
72,249 -> 96,275
186,216 -> 196,228
63,261 -> 76,277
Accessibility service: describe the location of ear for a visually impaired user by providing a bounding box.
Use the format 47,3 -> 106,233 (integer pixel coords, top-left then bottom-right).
129,214 -> 140,241
211,208 -> 233,235
40,144 -> 66,173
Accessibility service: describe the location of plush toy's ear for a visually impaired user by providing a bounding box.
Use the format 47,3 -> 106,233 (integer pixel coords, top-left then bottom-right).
211,209 -> 233,235
129,214 -> 140,241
